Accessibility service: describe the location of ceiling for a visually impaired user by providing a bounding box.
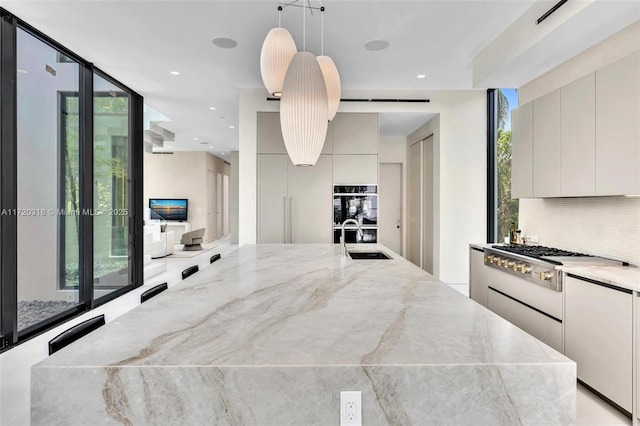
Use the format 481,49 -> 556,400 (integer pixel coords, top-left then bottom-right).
3,1 -> 639,161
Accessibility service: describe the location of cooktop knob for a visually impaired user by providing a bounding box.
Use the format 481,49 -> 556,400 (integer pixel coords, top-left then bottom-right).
521,266 -> 532,274
539,271 -> 553,281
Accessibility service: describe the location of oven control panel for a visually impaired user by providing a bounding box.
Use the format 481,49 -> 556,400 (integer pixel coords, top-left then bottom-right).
483,250 -> 562,291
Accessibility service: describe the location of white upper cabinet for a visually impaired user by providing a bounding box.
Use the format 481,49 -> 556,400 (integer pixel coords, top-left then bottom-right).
511,102 -> 534,198
510,52 -> 639,199
333,155 -> 378,185
332,113 -> 378,154
257,112 -> 286,154
595,52 -> 640,196
533,89 -> 562,197
257,112 -> 333,155
561,72 -> 596,196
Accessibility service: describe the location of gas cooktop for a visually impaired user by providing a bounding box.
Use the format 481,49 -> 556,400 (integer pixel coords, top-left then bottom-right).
492,244 -> 591,261
485,244 -> 621,291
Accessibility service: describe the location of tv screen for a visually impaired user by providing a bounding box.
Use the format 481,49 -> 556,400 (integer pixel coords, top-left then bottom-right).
149,198 -> 188,221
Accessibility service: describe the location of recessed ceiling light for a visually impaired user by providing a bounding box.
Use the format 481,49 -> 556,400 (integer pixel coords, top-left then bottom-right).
209,106 -> 216,110
221,152 -> 225,155
193,137 -> 199,140
212,37 -> 238,49
364,40 -> 389,51
170,71 -> 180,75
417,74 -> 426,79
229,125 -> 235,129
17,69 -> 28,74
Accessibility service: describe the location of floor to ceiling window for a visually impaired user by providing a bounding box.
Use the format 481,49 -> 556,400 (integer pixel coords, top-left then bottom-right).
0,8 -> 143,349
16,28 -> 81,332
93,75 -> 131,299
488,88 -> 519,243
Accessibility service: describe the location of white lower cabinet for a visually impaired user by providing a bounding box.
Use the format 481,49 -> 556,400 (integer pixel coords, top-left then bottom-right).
564,274 -> 633,412
487,287 -> 563,352
469,247 -> 487,307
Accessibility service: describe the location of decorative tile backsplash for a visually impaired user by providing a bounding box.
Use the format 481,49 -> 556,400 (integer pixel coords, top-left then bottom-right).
518,197 -> 640,266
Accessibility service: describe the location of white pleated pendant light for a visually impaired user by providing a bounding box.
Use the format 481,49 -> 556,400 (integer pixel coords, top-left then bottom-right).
260,28 -> 297,96
280,51 -> 328,166
316,56 -> 341,121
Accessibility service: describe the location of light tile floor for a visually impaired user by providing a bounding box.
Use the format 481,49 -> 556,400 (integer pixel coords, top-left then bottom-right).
0,243 -> 633,425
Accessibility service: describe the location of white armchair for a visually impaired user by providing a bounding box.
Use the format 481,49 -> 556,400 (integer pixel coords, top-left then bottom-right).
180,228 -> 205,251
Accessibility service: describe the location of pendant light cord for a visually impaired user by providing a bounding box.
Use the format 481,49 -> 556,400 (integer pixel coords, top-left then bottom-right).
321,7 -> 324,55
278,5 -> 282,27
303,0 -> 306,51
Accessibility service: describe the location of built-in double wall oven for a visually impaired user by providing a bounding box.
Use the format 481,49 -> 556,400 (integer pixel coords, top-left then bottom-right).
333,185 -> 377,243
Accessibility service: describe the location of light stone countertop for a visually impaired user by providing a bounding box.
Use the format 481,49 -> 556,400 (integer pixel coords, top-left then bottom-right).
38,244 -> 569,367
31,244 -> 576,425
562,265 -> 640,292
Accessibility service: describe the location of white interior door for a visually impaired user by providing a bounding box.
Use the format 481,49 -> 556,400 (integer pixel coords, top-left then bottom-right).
216,172 -> 222,239
423,135 -> 434,274
223,174 -> 229,235
408,141 -> 422,267
207,170 -> 216,242
379,163 -> 402,254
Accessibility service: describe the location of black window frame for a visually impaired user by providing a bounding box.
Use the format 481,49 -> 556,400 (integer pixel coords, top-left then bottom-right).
0,7 -> 143,350
487,89 -> 498,244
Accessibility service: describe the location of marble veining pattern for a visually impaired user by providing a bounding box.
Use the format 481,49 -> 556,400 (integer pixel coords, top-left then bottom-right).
31,244 -> 576,425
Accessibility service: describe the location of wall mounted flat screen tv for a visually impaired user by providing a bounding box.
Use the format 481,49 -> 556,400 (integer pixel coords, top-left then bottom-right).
149,198 -> 188,221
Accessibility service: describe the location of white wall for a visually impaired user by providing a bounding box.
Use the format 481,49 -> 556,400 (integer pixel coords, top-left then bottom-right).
230,151 -> 240,244
238,90 -> 278,244
407,92 -> 487,284
144,152 -> 209,239
517,21 -> 640,265
144,151 -> 230,242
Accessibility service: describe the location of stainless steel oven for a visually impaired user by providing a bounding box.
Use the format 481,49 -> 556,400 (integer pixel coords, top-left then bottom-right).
333,185 -> 377,243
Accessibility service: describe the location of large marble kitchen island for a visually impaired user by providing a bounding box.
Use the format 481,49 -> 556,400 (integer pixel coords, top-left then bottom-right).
31,244 -> 576,425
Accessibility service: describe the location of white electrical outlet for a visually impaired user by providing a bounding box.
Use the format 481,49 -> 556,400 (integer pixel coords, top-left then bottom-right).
340,391 -> 362,426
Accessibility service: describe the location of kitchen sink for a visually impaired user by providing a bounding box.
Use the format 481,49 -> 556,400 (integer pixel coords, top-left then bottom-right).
348,251 -> 391,260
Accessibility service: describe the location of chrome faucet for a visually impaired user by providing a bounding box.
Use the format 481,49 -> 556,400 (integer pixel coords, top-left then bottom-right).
341,219 -> 363,256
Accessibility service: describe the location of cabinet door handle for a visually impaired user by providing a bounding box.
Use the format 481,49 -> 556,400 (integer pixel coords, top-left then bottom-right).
283,196 -> 287,244
289,196 -> 293,243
